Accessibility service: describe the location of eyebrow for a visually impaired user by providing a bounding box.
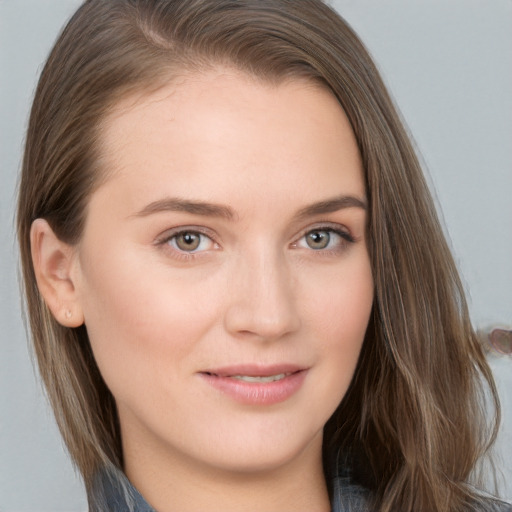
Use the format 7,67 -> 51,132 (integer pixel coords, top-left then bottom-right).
134,197 -> 236,220
294,195 -> 367,220
133,194 -> 367,221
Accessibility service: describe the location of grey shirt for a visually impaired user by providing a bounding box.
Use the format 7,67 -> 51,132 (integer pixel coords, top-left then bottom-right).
87,464 -> 512,512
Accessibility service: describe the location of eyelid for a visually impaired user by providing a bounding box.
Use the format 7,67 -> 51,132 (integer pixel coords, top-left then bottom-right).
290,222 -> 356,255
292,222 -> 354,243
153,222 -> 357,261
154,226 -> 220,260
154,225 -> 217,244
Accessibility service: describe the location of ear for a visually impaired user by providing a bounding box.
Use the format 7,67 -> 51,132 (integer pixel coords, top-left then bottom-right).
30,219 -> 84,327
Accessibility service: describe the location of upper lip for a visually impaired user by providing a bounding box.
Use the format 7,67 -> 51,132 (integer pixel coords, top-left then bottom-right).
201,364 -> 307,378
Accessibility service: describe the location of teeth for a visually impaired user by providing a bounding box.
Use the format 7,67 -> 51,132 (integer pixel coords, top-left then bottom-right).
231,373 -> 288,383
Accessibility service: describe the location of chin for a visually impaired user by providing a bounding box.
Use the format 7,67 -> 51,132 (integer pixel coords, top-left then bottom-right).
189,426 -> 324,476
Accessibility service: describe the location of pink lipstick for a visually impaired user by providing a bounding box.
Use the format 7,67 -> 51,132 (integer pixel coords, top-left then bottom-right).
199,364 -> 307,405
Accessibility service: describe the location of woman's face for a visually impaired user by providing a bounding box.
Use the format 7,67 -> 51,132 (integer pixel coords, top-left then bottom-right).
73,69 -> 373,476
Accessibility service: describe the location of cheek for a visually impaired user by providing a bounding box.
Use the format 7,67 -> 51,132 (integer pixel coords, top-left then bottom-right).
302,259 -> 373,396
305,257 -> 373,341
77,249 -> 222,396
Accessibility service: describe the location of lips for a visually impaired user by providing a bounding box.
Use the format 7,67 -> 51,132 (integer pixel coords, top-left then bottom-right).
199,364 -> 308,405
202,363 -> 305,378
230,373 -> 289,383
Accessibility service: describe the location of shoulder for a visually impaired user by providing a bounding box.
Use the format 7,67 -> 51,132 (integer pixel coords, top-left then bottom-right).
330,473 -> 512,512
330,475 -> 374,512
329,480 -> 512,512
328,449 -> 511,512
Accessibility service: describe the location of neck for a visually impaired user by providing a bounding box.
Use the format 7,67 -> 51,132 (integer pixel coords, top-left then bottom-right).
123,433 -> 331,512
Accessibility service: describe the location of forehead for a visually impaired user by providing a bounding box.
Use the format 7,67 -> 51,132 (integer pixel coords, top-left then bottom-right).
92,68 -> 365,218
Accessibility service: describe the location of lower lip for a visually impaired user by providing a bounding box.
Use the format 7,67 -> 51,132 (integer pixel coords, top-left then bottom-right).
199,371 -> 307,405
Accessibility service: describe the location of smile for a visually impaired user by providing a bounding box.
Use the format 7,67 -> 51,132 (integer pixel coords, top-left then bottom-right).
199,366 -> 307,405
231,373 -> 289,383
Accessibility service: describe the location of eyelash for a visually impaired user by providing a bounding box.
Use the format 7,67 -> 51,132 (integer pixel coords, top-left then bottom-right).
292,224 -> 355,255
155,227 -> 219,261
155,224 -> 355,261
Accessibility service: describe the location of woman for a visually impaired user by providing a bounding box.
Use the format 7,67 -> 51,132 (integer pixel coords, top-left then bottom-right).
16,1 -> 511,511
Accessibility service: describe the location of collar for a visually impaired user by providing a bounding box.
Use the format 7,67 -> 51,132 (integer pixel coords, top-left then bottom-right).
88,464 -> 371,512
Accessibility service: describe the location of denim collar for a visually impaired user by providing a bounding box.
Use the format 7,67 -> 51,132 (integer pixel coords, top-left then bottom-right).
88,465 -> 156,512
87,464 -> 372,512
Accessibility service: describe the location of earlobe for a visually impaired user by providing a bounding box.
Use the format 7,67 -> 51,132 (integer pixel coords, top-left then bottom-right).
30,219 -> 85,327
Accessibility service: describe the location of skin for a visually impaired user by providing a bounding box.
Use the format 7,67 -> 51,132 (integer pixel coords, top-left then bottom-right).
32,69 -> 374,512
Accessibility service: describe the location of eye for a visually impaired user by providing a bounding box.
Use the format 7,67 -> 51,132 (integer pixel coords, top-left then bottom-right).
305,230 -> 331,250
164,230 -> 216,253
295,226 -> 354,252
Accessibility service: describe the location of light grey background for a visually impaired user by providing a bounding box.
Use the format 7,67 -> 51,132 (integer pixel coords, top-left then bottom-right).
1,1 -> 510,510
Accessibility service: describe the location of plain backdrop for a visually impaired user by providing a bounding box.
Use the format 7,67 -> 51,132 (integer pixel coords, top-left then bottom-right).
1,1 -> 511,510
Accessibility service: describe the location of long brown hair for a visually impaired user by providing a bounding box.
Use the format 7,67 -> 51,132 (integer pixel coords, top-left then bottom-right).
17,1 -> 500,511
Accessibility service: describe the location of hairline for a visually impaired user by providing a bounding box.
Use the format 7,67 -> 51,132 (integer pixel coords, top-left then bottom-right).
88,60 -> 343,229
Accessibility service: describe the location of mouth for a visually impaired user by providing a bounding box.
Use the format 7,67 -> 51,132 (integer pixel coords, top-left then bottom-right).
203,372 -> 293,383
199,365 -> 308,405
201,363 -> 305,380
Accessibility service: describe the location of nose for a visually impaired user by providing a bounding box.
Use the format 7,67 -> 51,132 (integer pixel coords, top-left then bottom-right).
223,248 -> 301,341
